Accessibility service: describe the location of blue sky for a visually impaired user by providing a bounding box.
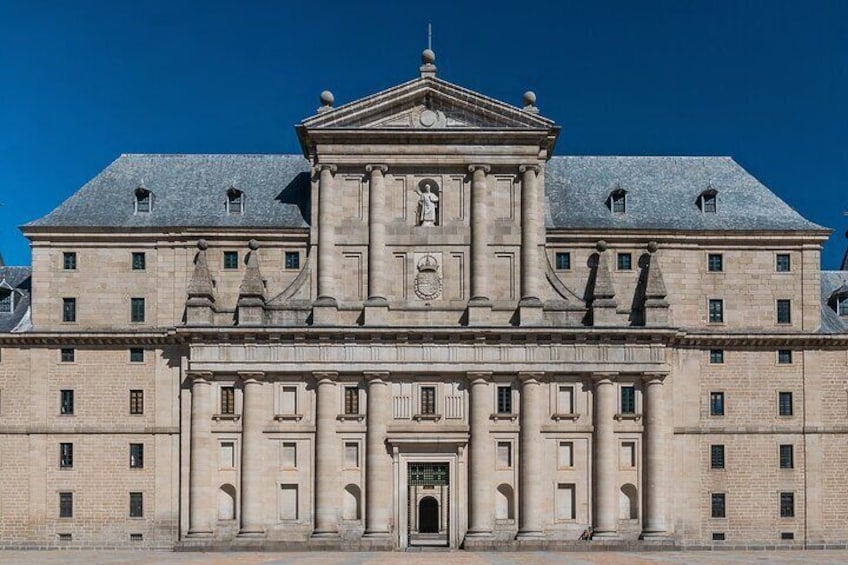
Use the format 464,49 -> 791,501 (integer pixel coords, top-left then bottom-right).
1,0 -> 846,267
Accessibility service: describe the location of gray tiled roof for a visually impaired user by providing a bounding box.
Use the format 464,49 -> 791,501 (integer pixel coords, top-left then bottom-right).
24,154 -> 311,230
821,271 -> 848,334
0,266 -> 31,333
544,156 -> 825,231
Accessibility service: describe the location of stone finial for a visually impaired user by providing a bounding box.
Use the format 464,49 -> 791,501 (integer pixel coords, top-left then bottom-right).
420,48 -> 437,78
317,90 -> 334,113
644,242 -> 670,325
187,245 -> 214,300
592,244 -> 616,301
522,90 -> 539,114
248,239 -> 260,251
197,239 -> 209,251
239,247 -> 265,299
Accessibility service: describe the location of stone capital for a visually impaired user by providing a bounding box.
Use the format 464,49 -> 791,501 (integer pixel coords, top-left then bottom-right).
518,371 -> 544,385
312,371 -> 338,385
187,371 -> 213,384
466,371 -> 492,385
317,163 -> 338,174
641,372 -> 668,386
468,164 -> 491,174
591,372 -> 619,385
365,164 -> 388,174
237,371 -> 265,384
363,371 -> 390,385
518,164 -> 541,175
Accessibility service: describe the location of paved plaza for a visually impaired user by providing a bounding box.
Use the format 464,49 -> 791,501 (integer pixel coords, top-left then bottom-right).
2,551 -> 848,565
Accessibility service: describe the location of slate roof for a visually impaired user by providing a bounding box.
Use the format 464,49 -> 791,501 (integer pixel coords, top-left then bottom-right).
0,266 -> 32,333
821,270 -> 848,334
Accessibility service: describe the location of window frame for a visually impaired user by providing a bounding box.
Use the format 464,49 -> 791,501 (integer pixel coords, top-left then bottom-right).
131,252 -> 146,271
0,289 -> 12,313
135,187 -> 152,214
60,442 -> 74,468
710,492 -> 726,518
343,386 -> 360,416
838,295 -> 848,317
778,391 -> 794,417
496,385 -> 513,415
284,251 -> 300,270
708,299 -> 724,324
780,492 -> 795,518
616,252 -> 632,271
710,444 -> 725,470
60,348 -> 75,363
59,492 -> 73,518
620,385 -> 636,415
710,391 -> 725,416
60,389 -> 74,415
555,252 -> 571,271
707,253 -> 723,273
129,348 -> 144,363
777,349 -> 793,365
62,297 -> 77,323
129,443 -> 144,469
129,389 -> 144,415
420,385 -> 437,416
220,386 -> 236,416
129,492 -> 144,518
709,349 -> 724,364
609,189 -> 627,214
226,188 -> 244,215
776,299 -> 792,324
779,444 -> 794,469
130,297 -> 145,323
62,252 -> 77,270
223,251 -> 239,270
776,253 -> 791,273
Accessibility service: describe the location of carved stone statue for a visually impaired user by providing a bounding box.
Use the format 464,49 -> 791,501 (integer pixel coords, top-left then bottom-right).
416,181 -> 439,226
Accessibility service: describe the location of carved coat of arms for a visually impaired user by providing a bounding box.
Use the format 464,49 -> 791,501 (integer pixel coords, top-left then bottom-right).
414,254 -> 442,300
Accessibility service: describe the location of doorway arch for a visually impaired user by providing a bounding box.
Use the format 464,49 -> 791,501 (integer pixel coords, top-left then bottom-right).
418,496 -> 439,533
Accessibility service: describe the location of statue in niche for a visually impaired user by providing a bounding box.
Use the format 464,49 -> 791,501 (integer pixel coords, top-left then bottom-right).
416,180 -> 440,226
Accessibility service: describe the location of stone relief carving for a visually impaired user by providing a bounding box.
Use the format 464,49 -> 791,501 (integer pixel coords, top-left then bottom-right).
414,254 -> 442,301
416,180 -> 440,226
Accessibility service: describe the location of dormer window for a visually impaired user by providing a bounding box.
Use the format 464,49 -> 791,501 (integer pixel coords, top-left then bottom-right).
608,188 -> 627,214
135,187 -> 152,214
0,289 -> 13,313
226,187 -> 244,215
698,189 -> 718,213
838,294 -> 848,317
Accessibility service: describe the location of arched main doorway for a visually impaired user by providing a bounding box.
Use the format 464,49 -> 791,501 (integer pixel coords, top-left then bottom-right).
418,496 -> 439,533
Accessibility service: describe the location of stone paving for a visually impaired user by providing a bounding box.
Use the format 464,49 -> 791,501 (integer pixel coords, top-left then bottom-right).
3,551 -> 848,565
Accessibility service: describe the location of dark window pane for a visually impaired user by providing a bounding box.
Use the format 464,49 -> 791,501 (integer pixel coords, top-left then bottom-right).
59,492 -> 73,518
221,386 -> 235,415
612,192 -> 626,213
63,252 -> 76,270
780,492 -> 794,517
285,251 -> 300,270
130,443 -> 144,468
708,254 -> 723,272
778,350 -> 793,364
838,296 -> 848,316
344,387 -> 359,415
0,291 -> 11,313
420,386 -> 436,415
620,386 -> 636,414
130,298 -> 145,323
136,190 -> 151,213
129,492 -> 143,517
779,392 -> 793,416
497,386 -> 512,414
779,445 -> 794,469
711,493 -> 726,518
712,532 -> 726,541
62,298 -> 76,322
223,251 -> 239,269
710,392 -> 725,416
129,390 -> 144,415
60,443 -> 73,468
60,348 -> 75,363
708,299 -> 723,323
711,445 -> 725,469
60,390 -> 74,415
617,253 -> 632,270
555,252 -> 571,270
130,348 -> 144,363
776,254 -> 791,272
777,300 -> 791,324
710,349 -> 724,364
132,252 -> 146,270
703,194 -> 717,213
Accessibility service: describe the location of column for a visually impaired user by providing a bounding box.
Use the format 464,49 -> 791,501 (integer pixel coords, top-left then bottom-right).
517,372 -> 544,538
467,372 -> 493,536
239,372 -> 265,536
364,372 -> 392,536
317,164 -> 338,301
519,164 -> 541,300
366,165 -> 389,302
641,373 -> 668,537
592,374 -> 618,538
468,164 -> 491,301
312,372 -> 338,536
188,372 -> 214,536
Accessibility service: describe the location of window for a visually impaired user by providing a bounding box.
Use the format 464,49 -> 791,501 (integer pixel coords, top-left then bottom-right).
617,253 -> 632,271
129,492 -> 143,518
62,298 -> 76,322
620,385 -> 636,414
711,493 -> 726,518
712,532 -> 726,541
555,252 -> 571,270
838,295 -> 848,317
555,484 -> 576,520
710,445 -> 725,469
135,187 -> 152,213
130,443 -> 144,468
131,252 -> 146,271
60,348 -> 75,363
223,251 -> 239,269
708,254 -> 723,272
496,385 -> 512,414
280,442 -> 296,468
279,386 -> 297,415
220,386 -> 235,415
129,348 -> 144,363
779,392 -> 793,416
777,300 -> 792,324
130,298 -> 145,323
0,290 -> 11,313
710,392 -> 725,416
609,189 -> 626,214
279,484 -> 298,521
779,444 -> 794,469
130,390 -> 144,415
708,299 -> 723,323
701,191 -> 717,213
60,389 -> 74,415
558,441 -> 574,468
497,441 -> 512,468
778,349 -> 793,364
63,252 -> 77,270
420,386 -> 436,415
130,534 -> 143,542
621,441 -> 636,468
781,532 -> 795,540
344,442 -> 359,468
226,187 -> 244,214
59,492 -> 73,518
344,386 -> 359,415
60,443 -> 73,468
780,492 -> 795,517
709,349 -> 724,364
776,254 -> 791,272
557,385 -> 574,414
285,251 -> 300,270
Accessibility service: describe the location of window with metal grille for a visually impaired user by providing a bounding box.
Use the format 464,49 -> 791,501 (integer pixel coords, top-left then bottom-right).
778,349 -> 793,364
420,386 -> 436,415
129,390 -> 143,414
223,251 -> 239,269
129,492 -> 143,518
60,443 -> 73,468
708,299 -> 723,323
779,392 -> 793,416
555,252 -> 571,270
496,385 -> 512,414
617,253 -> 632,270
59,492 -> 73,518
777,300 -> 791,324
708,254 -> 723,272
711,493 -> 726,518
776,254 -> 791,272
710,445 -> 725,469
63,252 -> 77,270
62,298 -> 76,322
408,463 -> 449,485
779,444 -> 794,469
221,386 -> 235,415
130,443 -> 144,468
710,392 -> 725,416
344,386 -> 359,415
709,349 -> 724,364
620,386 -> 636,414
712,532 -> 726,541
60,389 -> 74,415
132,252 -> 146,270
60,348 -> 75,363
780,492 -> 794,517
781,532 -> 794,540
285,251 -> 300,270
130,298 -> 145,323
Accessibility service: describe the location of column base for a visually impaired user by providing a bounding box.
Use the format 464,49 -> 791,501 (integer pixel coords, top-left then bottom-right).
185,530 -> 213,538
640,530 -> 670,539
312,297 -> 338,326
465,530 -> 493,538
515,530 -> 545,539
363,297 -> 389,326
592,531 -> 621,540
311,531 -> 340,538
518,296 -> 544,326
466,297 -> 492,326
237,530 -> 265,538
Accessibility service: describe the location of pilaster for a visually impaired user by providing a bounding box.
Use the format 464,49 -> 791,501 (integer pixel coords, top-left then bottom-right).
187,371 -> 214,536
592,373 -> 619,539
641,372 -> 669,538
238,371 -> 266,536
466,372 -> 493,537
312,372 -> 339,536
364,371 -> 392,537
516,371 -> 544,538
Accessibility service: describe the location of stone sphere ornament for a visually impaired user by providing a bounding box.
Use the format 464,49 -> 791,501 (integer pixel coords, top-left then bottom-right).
523,91 -> 537,106
320,90 -> 334,107
422,49 -> 436,64
197,239 -> 209,251
248,239 -> 260,251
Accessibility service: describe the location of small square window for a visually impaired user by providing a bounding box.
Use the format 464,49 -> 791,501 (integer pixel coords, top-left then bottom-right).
130,298 -> 145,323
60,442 -> 73,468
131,252 -> 146,271
708,299 -> 724,323
780,492 -> 794,518
420,386 -> 436,415
617,253 -> 632,271
130,443 -> 144,468
129,348 -> 144,363
779,444 -> 794,469
60,389 -> 74,415
59,492 -> 73,518
496,385 -> 512,414
711,493 -> 726,518
776,254 -> 791,272
63,252 -> 77,270
555,252 -> 571,270
620,385 -> 636,414
710,392 -> 725,416
777,300 -> 792,324
710,444 -> 725,469
129,390 -> 144,415
129,492 -> 143,518
62,298 -> 76,323
285,251 -> 300,270
708,254 -> 723,272
223,251 -> 239,269
778,350 -> 793,364
60,348 -> 75,363
221,386 -> 235,415
709,349 -> 724,364
778,392 -> 793,416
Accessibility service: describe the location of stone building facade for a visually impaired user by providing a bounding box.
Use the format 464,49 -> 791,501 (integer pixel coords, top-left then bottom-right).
1,51 -> 848,550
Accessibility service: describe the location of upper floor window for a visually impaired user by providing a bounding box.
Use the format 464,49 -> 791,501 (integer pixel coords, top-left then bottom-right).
223,251 -> 239,270
60,442 -> 73,468
132,252 -> 146,271
708,253 -> 723,272
129,443 -> 144,468
420,386 -> 436,415
710,391 -> 725,416
617,253 -> 632,271
779,444 -> 794,469
62,298 -> 76,323
776,254 -> 791,272
496,385 -> 512,414
709,349 -> 724,364
838,294 -> 848,317
285,251 -> 300,270
778,349 -> 793,364
608,188 -> 627,214
135,187 -> 152,214
710,444 -> 725,469
226,187 -> 244,215
344,386 -> 360,415
780,492 -> 795,518
620,385 -> 636,414
0,289 -> 13,313
130,298 -> 145,323
555,252 -> 571,271
63,252 -> 77,270
60,389 -> 74,415
60,348 -> 75,363
776,299 -> 792,324
698,189 -> 718,213
778,391 -> 793,416
220,386 -> 235,415
708,299 -> 724,324
130,390 -> 144,415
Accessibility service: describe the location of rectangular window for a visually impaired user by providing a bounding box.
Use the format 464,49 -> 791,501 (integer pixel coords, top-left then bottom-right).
59,492 -> 73,518
220,386 -> 235,415
0,291 -> 11,313
776,254 -> 791,272
710,392 -> 725,416
612,192 -> 626,213
420,386 -> 436,415
781,532 -> 795,540
617,252 -> 632,270
555,483 -> 576,520
279,484 -> 298,521
557,385 -> 574,414
497,441 -> 512,468
129,443 -> 144,468
708,299 -> 723,323
129,348 -> 144,363
130,298 -> 145,323
708,253 -> 723,272
778,349 -> 793,364
779,392 -> 793,416
60,443 -> 73,468
129,492 -> 143,518
131,252 -> 146,271
63,252 -> 77,270
620,385 -> 636,414
620,441 -> 636,468
129,390 -> 144,415
558,441 -> 574,468
710,444 -> 725,469
780,492 -> 795,517
280,442 -> 296,468
344,386 -> 359,415
709,349 -> 724,364
777,299 -> 792,324
62,298 -> 76,322
280,386 -> 297,414
703,193 -> 717,213
344,442 -> 359,468
711,493 -> 726,518
136,191 -> 151,213
779,444 -> 794,469
496,385 -> 512,414
712,532 -> 726,541
60,348 -> 75,363
223,251 -> 239,269
838,295 -> 848,316
555,252 -> 571,270
284,251 -> 300,270
221,442 -> 235,468
60,389 -> 74,415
